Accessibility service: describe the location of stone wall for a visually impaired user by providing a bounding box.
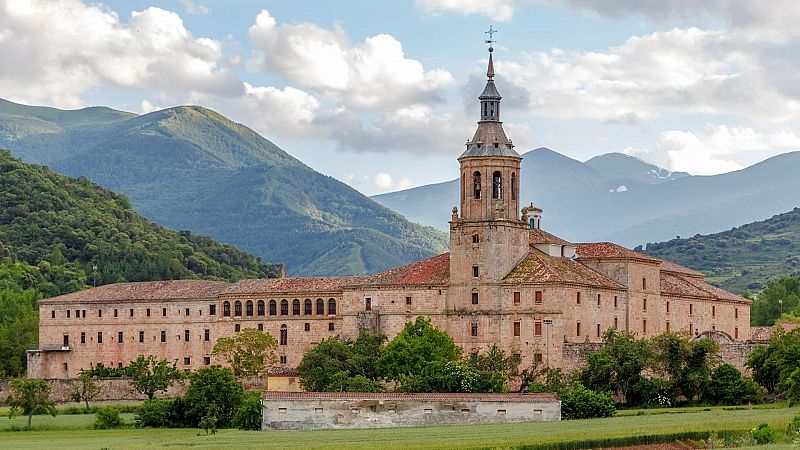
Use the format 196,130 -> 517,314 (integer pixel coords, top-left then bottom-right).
262,392 -> 560,430
0,376 -> 267,403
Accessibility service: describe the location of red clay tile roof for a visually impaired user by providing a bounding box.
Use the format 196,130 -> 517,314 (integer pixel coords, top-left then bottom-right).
262,391 -> 559,403
576,242 -> 660,263
529,229 -> 572,246
504,249 -> 624,289
358,253 -> 450,287
222,276 -> 368,295
750,326 -> 775,342
660,272 -> 749,303
41,280 -> 229,304
658,260 -> 705,278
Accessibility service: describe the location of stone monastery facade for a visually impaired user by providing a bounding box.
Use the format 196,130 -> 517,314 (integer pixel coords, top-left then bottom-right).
30,50 -> 751,379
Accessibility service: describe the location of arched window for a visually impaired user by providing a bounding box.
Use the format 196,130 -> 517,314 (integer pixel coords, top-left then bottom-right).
473,171 -> 481,199
269,300 -> 276,316
223,301 -> 230,317
280,299 -> 288,316
316,298 -> 324,315
257,300 -> 265,316
246,300 -> 253,317
328,298 -> 337,315
292,299 -> 300,316
492,171 -> 502,199
304,299 -> 312,315
234,301 -> 242,317
472,233 -> 480,244
279,324 -> 287,346
511,172 -> 516,200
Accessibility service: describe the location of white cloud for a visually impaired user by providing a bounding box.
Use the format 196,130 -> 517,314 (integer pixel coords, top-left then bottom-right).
139,99 -> 161,114
247,10 -> 454,109
500,27 -> 800,122
345,171 -> 414,192
0,0 -> 239,108
624,125 -> 800,175
414,0 -> 518,21
178,0 -> 209,15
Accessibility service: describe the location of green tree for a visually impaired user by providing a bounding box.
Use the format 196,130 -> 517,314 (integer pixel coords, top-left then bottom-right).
297,332 -> 386,392
73,371 -> 103,411
746,328 -> 800,398
651,331 -> 719,402
753,277 -> 800,326
377,316 -> 461,391
212,327 -> 278,377
5,378 -> 57,428
184,366 -> 244,428
559,383 -> 616,420
579,329 -> 651,404
704,363 -> 762,405
233,390 -> 263,430
128,355 -> 183,400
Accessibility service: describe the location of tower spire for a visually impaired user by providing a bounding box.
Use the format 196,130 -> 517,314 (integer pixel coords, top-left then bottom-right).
487,52 -> 495,79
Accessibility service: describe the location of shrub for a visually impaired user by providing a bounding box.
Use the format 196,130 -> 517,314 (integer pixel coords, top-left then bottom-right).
787,414 -> 800,437
184,366 -> 243,428
135,398 -> 189,428
705,364 -> 763,405
233,390 -> 263,430
560,384 -> 616,420
94,406 -> 124,429
752,423 -> 776,445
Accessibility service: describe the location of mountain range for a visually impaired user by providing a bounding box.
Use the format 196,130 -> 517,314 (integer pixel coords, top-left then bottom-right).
373,147 -> 800,248
0,98 -> 447,276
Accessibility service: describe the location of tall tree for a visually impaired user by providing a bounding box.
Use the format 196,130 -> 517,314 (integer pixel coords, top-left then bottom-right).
128,355 -> 183,400
212,327 -> 278,377
73,371 -> 103,411
5,378 -> 57,428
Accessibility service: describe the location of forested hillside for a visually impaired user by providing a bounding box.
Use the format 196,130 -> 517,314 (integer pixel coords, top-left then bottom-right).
642,207 -> 800,293
0,99 -> 448,276
0,150 -> 282,376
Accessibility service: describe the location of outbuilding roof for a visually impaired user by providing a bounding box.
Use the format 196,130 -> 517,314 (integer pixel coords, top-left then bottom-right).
504,249 -> 624,289
262,391 -> 559,403
576,242 -> 660,263
529,228 -> 573,246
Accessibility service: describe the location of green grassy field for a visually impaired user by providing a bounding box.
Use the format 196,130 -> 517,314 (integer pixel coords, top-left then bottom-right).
0,406 -> 798,450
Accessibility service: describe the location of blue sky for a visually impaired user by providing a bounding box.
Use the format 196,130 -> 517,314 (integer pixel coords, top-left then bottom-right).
2,0 -> 800,194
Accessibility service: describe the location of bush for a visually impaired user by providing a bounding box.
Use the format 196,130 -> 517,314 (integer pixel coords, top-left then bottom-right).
560,384 -> 616,420
752,423 -> 776,445
787,414 -> 800,437
94,406 -> 124,429
705,364 -> 763,405
135,398 -> 189,428
184,366 -> 243,428
233,390 -> 263,430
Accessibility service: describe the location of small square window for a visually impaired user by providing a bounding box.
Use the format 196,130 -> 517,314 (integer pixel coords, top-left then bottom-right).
304,323 -> 310,332
209,304 -> 217,315
258,323 -> 264,331
406,296 -> 412,305
329,322 -> 335,331
183,357 -> 191,366
203,356 -> 211,365
235,324 -> 241,332
534,353 -> 543,363
279,356 -> 287,364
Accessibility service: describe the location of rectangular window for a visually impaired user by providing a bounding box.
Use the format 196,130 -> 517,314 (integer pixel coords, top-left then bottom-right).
235,324 -> 240,333
534,321 -> 542,336
576,322 -> 581,336
184,330 -> 190,341
51,310 -> 55,319
614,296 -> 618,308
534,353 -> 543,363
304,323 -> 310,332
139,331 -> 144,343
114,308 -> 118,318
666,301 -> 670,313
80,332 -> 86,344
643,319 -> 647,334
129,308 -> 133,317
712,305 -> 716,317
577,292 -> 581,305
279,356 -> 287,364
472,266 -> 479,277
204,356 -> 211,365
690,323 -> 694,334
329,322 -> 335,331
513,321 -> 520,337
735,308 -> 739,319
643,298 -> 647,311
365,297 -> 372,311
118,331 -> 123,343
63,334 -> 69,346
614,317 -> 618,329
666,321 -> 670,332
258,323 -> 264,331
209,304 -> 216,315
471,292 -> 479,305
596,323 -> 601,337
144,308 -> 149,317
185,308 -> 190,316
162,308 -> 167,316
183,357 -> 190,366
535,291 -> 543,304
471,323 -> 478,337
97,332 -> 103,344
75,309 -> 79,318
597,294 -> 601,306
160,331 -> 166,343
67,310 -> 71,318
643,277 -> 647,289
689,303 -> 693,315
204,329 -> 210,342
406,296 -> 412,305
513,292 -> 521,304
735,327 -> 739,339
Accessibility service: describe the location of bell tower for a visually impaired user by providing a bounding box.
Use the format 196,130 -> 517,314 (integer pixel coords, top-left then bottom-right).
449,36 -> 530,288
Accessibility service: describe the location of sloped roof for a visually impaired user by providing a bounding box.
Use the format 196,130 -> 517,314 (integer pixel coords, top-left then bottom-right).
750,326 -> 775,342
658,259 -> 705,278
576,242 -> 660,263
222,276 -> 367,296
358,253 -> 450,287
504,249 -> 624,289
41,280 -> 229,304
262,391 -> 559,403
660,272 -> 749,303
529,228 -> 572,246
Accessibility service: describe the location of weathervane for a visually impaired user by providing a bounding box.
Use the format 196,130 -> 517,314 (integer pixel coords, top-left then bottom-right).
485,25 -> 497,52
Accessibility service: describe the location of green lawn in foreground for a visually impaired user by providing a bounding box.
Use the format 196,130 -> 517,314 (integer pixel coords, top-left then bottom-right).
0,406 -> 798,450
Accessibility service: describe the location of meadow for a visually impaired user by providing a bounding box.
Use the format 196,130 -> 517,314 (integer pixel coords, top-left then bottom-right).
0,404 -> 798,449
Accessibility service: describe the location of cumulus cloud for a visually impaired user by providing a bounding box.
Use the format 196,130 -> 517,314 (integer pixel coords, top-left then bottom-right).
624,125 -> 800,175
178,0 -> 209,15
0,0 -> 239,108
414,0 -> 518,21
247,10 -> 454,109
344,172 -> 414,192
500,27 -> 800,123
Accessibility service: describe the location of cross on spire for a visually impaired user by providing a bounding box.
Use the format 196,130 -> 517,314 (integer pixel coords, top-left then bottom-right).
485,25 -> 497,51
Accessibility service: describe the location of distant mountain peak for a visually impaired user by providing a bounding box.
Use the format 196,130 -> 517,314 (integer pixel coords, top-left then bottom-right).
586,152 -> 690,185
